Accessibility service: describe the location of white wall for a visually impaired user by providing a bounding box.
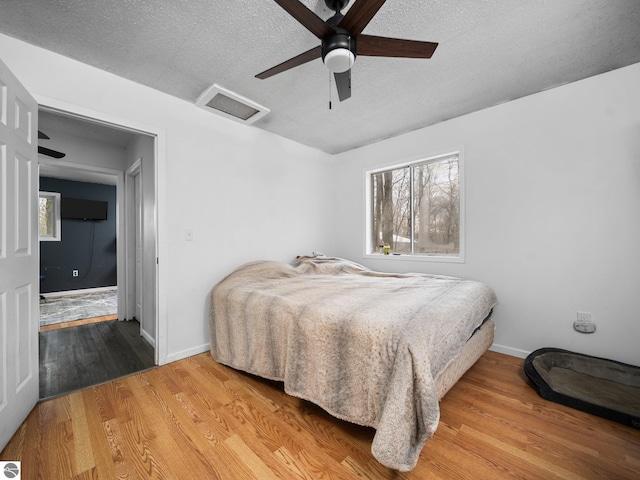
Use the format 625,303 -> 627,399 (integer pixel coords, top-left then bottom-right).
0,33 -> 334,364
329,63 -> 640,366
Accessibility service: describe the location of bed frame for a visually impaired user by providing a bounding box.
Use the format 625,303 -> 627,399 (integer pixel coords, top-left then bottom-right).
436,319 -> 495,400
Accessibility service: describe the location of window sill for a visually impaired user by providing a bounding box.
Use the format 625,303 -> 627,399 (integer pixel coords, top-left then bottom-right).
364,253 -> 465,264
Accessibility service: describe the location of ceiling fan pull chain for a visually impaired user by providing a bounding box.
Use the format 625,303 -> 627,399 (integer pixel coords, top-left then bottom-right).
348,36 -> 352,92
329,70 -> 333,110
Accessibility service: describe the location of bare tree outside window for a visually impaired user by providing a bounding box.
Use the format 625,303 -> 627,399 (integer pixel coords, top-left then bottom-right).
370,154 -> 461,257
39,196 -> 54,237
371,167 -> 410,253
39,191 -> 61,241
413,156 -> 459,254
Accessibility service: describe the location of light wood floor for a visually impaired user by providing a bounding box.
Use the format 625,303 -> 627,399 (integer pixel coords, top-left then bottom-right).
2,351 -> 639,479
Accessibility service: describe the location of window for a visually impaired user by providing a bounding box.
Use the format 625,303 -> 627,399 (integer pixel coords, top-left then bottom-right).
367,152 -> 463,261
39,191 -> 61,241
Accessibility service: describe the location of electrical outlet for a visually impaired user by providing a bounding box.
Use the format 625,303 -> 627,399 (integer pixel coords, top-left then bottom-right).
577,311 -> 591,323
574,311 -> 596,333
72,269 -> 79,277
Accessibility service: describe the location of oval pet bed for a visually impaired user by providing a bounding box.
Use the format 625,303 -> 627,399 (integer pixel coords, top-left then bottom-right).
524,348 -> 640,429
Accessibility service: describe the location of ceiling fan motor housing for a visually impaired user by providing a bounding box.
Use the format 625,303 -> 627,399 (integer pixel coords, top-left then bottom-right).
324,0 -> 349,13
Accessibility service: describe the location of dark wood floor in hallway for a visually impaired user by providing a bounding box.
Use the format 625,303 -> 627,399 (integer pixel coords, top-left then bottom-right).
39,319 -> 155,399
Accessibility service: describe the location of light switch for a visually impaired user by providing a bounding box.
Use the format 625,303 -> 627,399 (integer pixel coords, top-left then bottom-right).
185,229 -> 194,241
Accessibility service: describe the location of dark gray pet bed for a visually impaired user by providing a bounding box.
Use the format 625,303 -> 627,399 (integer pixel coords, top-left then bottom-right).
524,348 -> 640,429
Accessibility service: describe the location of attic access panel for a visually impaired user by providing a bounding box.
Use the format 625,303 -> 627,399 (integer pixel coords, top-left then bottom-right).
195,84 -> 270,125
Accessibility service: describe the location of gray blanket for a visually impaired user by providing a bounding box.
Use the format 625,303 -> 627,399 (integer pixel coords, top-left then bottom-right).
209,256 -> 497,471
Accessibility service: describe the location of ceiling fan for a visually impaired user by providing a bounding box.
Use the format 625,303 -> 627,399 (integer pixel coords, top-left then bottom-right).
38,131 -> 66,158
256,0 -> 438,102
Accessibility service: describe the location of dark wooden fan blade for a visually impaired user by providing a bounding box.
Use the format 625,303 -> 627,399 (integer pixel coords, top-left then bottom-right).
357,35 -> 438,58
38,130 -> 50,139
273,0 -> 333,38
334,70 -> 351,101
256,45 -> 322,79
38,146 -> 66,158
339,0 -> 387,36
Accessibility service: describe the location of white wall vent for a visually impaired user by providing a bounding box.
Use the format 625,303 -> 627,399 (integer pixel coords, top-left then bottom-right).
195,84 -> 270,125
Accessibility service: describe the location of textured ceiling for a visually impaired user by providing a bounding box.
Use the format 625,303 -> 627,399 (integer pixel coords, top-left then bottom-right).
1,0 -> 639,154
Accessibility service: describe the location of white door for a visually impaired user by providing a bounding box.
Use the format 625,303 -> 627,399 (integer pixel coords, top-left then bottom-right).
0,58 -> 40,450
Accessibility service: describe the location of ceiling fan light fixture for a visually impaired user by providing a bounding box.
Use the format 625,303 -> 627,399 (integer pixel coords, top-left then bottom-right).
322,32 -> 356,74
323,48 -> 355,73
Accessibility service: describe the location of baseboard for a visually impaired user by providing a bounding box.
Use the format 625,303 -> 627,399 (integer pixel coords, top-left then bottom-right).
490,343 -> 530,359
41,286 -> 117,298
141,327 -> 156,349
164,343 -> 210,364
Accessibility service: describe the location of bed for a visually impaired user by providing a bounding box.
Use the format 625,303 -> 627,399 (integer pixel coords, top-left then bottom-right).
209,256 -> 497,471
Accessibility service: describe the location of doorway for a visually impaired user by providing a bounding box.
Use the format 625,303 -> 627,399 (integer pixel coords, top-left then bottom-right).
37,107 -> 158,398
38,172 -> 119,331
125,158 -> 155,345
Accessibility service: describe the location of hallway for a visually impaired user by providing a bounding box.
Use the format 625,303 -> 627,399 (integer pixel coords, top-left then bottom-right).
38,290 -> 154,399
39,319 -> 155,399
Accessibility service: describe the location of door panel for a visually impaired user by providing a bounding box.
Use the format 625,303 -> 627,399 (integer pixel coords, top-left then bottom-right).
15,284 -> 33,388
0,58 -> 39,451
15,153 -> 32,254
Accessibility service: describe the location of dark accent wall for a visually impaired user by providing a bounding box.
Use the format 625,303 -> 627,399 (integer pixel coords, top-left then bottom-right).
40,177 -> 117,293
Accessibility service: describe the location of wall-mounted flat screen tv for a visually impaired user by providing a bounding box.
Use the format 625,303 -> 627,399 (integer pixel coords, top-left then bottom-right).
61,198 -> 108,220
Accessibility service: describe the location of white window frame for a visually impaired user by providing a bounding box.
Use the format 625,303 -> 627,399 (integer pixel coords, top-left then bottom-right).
39,191 -> 61,241
364,149 -> 465,263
